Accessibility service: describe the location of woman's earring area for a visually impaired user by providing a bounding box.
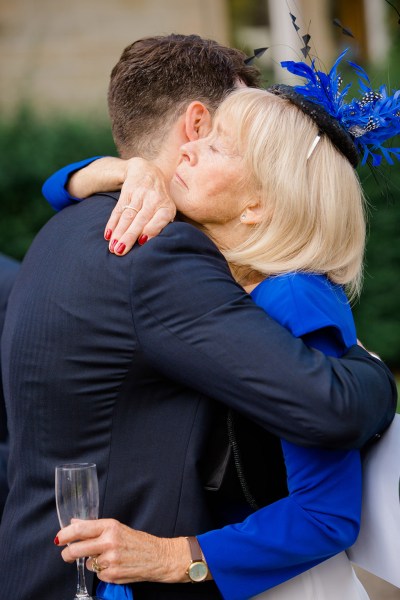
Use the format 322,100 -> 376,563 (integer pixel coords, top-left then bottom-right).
240,212 -> 247,223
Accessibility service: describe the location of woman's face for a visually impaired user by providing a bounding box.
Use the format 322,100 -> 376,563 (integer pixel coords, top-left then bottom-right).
171,116 -> 253,228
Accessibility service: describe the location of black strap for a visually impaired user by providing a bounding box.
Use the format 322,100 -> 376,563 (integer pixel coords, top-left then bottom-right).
227,410 -> 260,511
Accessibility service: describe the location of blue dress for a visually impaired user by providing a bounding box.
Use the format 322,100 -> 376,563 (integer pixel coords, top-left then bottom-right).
197,274 -> 361,600
42,156 -> 102,211
42,163 -> 362,600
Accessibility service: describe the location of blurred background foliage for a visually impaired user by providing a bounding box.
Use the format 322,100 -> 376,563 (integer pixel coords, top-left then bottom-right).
0,0 -> 399,370
347,27 -> 400,370
0,110 -> 116,259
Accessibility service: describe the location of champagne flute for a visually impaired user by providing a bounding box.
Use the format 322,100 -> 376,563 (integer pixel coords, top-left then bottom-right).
55,463 -> 99,600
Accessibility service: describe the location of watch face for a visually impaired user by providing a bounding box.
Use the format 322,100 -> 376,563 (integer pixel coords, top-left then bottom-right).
189,561 -> 208,582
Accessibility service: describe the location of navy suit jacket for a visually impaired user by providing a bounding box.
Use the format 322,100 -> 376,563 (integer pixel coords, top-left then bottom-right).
0,253 -> 19,516
0,194 -> 395,600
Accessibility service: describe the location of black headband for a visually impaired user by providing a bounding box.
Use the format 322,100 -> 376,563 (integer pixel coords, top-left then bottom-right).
267,84 -> 360,167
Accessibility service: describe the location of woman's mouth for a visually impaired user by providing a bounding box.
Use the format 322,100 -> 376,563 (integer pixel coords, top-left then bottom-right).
174,171 -> 188,189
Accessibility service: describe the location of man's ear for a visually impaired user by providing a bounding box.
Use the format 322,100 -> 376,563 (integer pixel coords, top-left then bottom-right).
184,101 -> 212,141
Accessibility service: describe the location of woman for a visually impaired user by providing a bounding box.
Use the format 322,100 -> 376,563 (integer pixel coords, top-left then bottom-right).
53,67 -> 389,598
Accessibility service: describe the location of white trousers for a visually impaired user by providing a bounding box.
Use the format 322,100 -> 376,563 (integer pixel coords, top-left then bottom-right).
252,552 -> 370,600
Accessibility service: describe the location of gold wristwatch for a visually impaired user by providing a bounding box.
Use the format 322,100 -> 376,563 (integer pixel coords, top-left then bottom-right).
186,536 -> 209,583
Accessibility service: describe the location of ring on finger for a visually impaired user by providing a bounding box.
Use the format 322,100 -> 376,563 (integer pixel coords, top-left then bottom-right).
92,556 -> 104,573
121,205 -> 139,214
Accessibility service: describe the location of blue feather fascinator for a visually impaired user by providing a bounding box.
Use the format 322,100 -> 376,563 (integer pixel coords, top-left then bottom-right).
279,49 -> 400,167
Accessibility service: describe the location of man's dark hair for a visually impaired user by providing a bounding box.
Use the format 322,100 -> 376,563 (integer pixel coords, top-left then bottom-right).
108,34 -> 261,158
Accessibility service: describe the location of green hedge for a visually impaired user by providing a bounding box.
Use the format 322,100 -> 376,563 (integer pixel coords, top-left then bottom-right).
350,26 -> 400,367
0,107 -> 399,368
353,165 -> 400,368
0,107 -> 116,259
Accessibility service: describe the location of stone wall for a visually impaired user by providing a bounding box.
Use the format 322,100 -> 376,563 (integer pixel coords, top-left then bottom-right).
0,0 -> 229,117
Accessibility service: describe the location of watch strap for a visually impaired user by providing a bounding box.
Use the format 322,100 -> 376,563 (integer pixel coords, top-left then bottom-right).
187,536 -> 203,562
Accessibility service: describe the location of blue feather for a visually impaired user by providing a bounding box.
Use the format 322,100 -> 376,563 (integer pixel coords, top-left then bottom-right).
279,49 -> 400,166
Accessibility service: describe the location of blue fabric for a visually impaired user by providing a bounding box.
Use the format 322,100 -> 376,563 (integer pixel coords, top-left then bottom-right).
281,50 -> 400,166
250,273 -> 357,354
198,273 -> 362,600
42,156 -> 103,211
97,582 -> 133,600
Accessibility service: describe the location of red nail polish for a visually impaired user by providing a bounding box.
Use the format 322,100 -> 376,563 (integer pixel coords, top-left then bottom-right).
138,234 -> 148,246
54,536 -> 59,546
105,229 -> 112,241
110,239 -> 118,251
116,242 -> 126,254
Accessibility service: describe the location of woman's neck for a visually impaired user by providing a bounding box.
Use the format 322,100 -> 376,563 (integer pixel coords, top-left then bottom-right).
179,217 -> 264,292
229,264 -> 265,292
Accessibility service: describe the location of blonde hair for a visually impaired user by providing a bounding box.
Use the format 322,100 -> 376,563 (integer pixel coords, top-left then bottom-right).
216,88 -> 366,300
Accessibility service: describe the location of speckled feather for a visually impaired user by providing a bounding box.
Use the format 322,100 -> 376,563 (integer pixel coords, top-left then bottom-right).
281,49 -> 400,166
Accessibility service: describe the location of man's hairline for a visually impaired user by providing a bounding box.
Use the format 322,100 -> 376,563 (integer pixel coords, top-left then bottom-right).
118,78 -> 249,159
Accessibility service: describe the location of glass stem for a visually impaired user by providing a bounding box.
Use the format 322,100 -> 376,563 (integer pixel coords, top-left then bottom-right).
75,557 -> 90,598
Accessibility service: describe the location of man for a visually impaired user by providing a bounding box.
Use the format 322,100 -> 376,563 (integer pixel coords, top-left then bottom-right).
1,35 -> 396,600
0,253 -> 19,517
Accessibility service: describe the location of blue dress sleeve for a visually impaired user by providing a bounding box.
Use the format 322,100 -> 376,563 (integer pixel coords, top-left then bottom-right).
198,274 -> 362,600
41,156 -> 104,211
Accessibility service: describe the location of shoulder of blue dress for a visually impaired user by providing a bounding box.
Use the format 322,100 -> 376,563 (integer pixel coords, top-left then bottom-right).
250,272 -> 356,347
251,272 -> 347,303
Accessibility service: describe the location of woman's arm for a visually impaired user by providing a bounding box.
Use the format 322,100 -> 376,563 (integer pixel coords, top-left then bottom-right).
198,445 -> 361,599
42,157 -> 176,250
56,521 -> 192,584
54,449 -> 361,598
194,275 -> 362,599
130,225 -> 396,446
66,157 -> 126,200
42,156 -> 103,210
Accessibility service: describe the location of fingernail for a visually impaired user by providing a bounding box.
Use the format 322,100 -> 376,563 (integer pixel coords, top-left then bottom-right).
138,234 -> 148,246
110,239 -> 118,251
54,536 -> 59,546
115,242 -> 126,254
105,229 -> 112,241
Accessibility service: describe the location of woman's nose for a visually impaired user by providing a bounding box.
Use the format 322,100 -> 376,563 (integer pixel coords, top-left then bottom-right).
180,142 -> 197,165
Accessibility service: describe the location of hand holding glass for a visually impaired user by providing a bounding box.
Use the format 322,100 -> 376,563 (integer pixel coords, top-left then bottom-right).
55,463 -> 99,600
